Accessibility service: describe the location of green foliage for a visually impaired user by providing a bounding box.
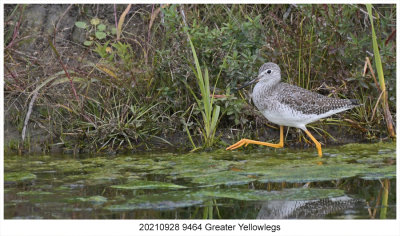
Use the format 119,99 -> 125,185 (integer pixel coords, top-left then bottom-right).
74,17 -> 116,46
189,14 -> 264,86
77,89 -> 170,151
186,34 -> 221,148
158,5 -> 265,129
92,40 -> 147,90
216,93 -> 247,126
161,5 -> 265,87
3,4 -> 396,153
93,40 -> 113,60
366,5 -> 386,94
95,41 -> 136,71
157,4 -> 396,139
75,21 -> 87,29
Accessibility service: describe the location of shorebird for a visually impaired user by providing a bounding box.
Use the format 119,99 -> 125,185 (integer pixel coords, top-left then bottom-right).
226,62 -> 360,157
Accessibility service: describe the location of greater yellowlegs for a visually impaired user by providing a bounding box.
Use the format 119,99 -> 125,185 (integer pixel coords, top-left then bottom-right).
226,62 -> 360,157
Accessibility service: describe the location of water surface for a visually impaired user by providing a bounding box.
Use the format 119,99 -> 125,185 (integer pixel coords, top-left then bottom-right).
4,142 -> 396,219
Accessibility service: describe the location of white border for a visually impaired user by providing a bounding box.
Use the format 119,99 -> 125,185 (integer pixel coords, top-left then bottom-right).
1,220 -> 400,236
1,1 -> 399,236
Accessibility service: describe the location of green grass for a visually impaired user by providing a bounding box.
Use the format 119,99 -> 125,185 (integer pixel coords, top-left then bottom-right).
185,33 -> 221,148
76,90 -> 171,151
366,5 -> 386,95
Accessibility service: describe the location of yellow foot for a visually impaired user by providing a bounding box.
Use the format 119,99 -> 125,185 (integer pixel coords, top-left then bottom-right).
226,138 -> 283,150
316,147 -> 322,158
303,129 -> 323,158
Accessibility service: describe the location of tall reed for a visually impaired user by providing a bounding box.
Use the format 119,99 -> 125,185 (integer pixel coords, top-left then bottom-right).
185,33 -> 221,148
366,4 -> 396,138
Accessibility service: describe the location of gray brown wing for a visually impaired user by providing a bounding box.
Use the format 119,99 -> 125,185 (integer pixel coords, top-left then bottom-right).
276,83 -> 357,115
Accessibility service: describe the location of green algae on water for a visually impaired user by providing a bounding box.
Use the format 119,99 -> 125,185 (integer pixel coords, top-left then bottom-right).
3,142 -> 396,219
105,190 -> 205,211
5,172 -> 36,183
105,187 -> 345,211
16,191 -> 54,196
196,188 -> 345,201
111,180 -> 187,190
190,171 -> 255,186
74,196 -> 108,205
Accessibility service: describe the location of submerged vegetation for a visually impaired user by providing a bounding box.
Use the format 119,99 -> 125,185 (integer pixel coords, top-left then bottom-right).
4,142 -> 396,219
4,4 -> 396,153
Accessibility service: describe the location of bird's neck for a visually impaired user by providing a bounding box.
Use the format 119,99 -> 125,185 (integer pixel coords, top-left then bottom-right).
253,78 -> 280,95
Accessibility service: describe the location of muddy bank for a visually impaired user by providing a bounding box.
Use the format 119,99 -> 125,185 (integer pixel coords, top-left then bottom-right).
4,110 -> 369,155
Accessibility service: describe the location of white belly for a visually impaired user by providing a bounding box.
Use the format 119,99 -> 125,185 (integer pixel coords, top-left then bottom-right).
261,104 -> 350,130
262,109 -> 309,129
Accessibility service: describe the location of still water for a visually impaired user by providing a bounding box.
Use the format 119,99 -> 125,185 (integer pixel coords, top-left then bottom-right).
4,142 -> 396,219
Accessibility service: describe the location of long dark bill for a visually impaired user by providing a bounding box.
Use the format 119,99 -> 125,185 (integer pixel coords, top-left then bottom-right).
235,77 -> 260,91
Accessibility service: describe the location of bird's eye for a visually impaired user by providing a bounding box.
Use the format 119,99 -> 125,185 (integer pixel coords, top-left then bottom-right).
267,70 -> 272,74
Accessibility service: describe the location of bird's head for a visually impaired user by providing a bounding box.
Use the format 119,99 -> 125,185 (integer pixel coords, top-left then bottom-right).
236,62 -> 281,90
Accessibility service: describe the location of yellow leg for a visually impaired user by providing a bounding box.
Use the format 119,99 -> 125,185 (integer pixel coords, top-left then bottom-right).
226,126 -> 284,150
303,129 -> 322,157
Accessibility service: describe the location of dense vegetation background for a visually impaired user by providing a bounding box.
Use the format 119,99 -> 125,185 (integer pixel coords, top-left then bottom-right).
4,4 -> 396,154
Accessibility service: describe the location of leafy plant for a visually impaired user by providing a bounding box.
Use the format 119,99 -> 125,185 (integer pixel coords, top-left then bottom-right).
185,34 -> 221,148
93,41 -> 138,85
75,17 -> 116,46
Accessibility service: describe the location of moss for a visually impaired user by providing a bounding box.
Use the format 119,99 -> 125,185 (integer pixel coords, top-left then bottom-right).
111,180 -> 187,190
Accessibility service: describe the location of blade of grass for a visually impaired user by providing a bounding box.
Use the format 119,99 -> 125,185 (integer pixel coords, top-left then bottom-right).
366,4 -> 395,138
366,5 -> 385,93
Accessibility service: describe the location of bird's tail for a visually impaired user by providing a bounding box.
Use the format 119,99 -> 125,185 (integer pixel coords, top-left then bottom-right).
349,99 -> 362,106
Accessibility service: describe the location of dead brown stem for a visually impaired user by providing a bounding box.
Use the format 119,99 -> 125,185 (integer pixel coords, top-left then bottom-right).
48,37 -> 79,103
117,4 -> 132,41
5,5 -> 25,50
364,57 -> 396,138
